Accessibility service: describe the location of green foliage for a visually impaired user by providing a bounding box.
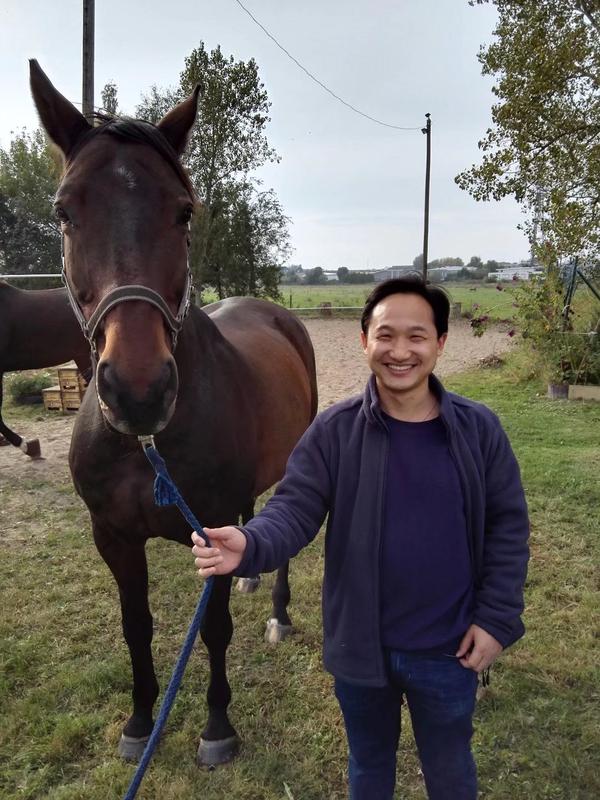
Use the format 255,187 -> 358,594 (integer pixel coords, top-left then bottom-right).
414,253 -> 465,268
338,270 -> 374,284
457,1 -> 600,261
100,82 -> 119,116
514,269 -> 600,383
203,182 -> 287,300
136,43 -> 284,299
303,266 -> 328,285
7,371 -> 53,403
0,128 -> 61,281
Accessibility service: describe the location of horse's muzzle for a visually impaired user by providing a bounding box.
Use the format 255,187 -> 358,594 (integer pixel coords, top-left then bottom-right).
96,357 -> 178,435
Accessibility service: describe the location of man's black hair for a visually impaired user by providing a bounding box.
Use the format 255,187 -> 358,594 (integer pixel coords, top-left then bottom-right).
361,276 -> 450,338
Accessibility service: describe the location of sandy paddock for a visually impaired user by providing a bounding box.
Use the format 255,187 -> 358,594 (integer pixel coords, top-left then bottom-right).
0,318 -> 513,481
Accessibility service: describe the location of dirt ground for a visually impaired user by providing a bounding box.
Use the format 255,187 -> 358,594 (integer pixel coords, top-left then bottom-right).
0,319 -> 513,483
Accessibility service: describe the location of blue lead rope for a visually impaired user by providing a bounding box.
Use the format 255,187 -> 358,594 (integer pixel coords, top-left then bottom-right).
123,440 -> 214,800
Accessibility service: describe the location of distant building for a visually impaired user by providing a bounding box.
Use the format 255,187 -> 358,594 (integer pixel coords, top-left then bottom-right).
428,266 -> 475,281
374,266 -> 417,283
489,266 -> 544,281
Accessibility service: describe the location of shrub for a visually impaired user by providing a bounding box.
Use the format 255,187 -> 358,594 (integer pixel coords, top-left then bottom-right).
515,269 -> 600,384
7,372 -> 53,404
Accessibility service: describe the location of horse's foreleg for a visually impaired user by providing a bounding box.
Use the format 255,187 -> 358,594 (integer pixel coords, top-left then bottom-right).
265,561 -> 293,643
93,524 -> 159,761
0,374 -> 41,457
197,573 -> 240,767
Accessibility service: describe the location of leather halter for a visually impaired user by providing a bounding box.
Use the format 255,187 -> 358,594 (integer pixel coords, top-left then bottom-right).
60,234 -> 193,359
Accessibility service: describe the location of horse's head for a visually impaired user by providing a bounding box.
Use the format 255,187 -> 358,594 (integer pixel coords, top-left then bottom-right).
30,60 -> 199,436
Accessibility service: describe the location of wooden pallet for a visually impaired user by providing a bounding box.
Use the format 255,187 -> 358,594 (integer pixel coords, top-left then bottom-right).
58,365 -> 82,392
42,386 -> 63,411
61,388 -> 83,411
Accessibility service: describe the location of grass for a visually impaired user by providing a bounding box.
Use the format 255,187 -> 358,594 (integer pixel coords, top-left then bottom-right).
277,282 -> 520,322
1,354 -> 599,798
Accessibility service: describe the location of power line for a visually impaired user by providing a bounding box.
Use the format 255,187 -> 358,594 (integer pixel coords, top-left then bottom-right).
232,0 -> 421,131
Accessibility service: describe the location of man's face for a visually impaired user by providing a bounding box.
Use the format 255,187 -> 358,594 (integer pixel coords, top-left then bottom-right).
360,292 -> 447,398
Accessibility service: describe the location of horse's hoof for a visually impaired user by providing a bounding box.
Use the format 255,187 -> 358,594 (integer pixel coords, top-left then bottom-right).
25,439 -> 42,459
196,734 -> 240,767
0,435 -> 10,447
264,618 -> 293,644
118,733 -> 150,762
236,577 -> 261,594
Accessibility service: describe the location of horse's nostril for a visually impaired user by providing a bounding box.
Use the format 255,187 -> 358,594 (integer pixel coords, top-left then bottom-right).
97,361 -> 116,400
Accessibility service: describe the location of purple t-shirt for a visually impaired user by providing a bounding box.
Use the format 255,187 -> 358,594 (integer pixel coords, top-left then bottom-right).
380,414 -> 474,653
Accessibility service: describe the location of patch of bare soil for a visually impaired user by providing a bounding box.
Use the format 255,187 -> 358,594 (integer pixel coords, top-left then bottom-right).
302,318 -> 514,410
0,320 -> 514,488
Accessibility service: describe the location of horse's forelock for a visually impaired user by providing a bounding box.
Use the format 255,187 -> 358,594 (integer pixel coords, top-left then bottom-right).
65,116 -> 196,199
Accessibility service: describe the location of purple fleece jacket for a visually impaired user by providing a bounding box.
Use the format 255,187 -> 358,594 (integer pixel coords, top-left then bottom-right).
237,374 -> 530,687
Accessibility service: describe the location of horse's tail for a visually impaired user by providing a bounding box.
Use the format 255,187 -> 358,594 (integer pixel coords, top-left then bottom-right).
0,374 -> 41,458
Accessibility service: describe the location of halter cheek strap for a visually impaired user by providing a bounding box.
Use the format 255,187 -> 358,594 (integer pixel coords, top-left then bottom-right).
61,235 -> 193,358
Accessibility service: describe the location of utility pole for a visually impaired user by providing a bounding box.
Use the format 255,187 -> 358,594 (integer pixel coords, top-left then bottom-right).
421,113 -> 431,282
82,0 -> 95,121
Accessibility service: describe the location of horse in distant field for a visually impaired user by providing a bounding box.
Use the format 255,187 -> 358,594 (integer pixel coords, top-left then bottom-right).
29,60 -> 318,764
0,282 -> 90,457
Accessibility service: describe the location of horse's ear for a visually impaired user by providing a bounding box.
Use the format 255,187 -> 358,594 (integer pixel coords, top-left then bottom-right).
29,59 -> 92,158
156,85 -> 200,156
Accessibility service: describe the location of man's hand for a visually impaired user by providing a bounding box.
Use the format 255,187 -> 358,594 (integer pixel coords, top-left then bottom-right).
456,624 -> 503,673
191,527 -> 247,577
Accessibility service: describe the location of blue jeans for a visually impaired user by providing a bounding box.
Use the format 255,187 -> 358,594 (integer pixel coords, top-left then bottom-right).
334,650 -> 478,800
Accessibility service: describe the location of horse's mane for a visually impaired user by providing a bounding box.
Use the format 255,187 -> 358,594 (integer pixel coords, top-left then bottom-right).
67,114 -> 196,200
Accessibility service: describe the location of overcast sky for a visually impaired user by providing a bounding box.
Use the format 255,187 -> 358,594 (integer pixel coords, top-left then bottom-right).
0,0 -> 530,269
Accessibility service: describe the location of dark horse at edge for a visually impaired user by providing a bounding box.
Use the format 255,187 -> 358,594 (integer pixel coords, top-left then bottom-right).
0,282 -> 90,457
29,61 -> 318,764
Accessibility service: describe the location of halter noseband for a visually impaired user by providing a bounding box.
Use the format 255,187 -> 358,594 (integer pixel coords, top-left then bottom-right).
60,235 -> 193,360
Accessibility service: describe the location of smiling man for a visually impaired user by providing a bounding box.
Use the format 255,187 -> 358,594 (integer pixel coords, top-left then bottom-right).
192,277 -> 529,800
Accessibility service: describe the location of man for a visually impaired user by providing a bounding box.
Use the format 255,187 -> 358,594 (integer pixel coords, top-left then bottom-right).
191,277 -> 529,800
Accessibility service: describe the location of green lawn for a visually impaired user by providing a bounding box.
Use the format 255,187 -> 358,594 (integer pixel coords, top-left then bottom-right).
1,357 -> 599,798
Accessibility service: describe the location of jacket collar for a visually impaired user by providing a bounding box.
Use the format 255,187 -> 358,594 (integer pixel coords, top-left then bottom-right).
362,372 -> 457,430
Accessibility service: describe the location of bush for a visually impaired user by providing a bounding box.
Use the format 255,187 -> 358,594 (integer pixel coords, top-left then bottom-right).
515,269 -> 600,384
7,372 -> 53,404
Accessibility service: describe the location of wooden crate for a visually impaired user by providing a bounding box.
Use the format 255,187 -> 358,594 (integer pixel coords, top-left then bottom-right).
58,365 -> 81,393
42,386 -> 63,411
61,388 -> 83,411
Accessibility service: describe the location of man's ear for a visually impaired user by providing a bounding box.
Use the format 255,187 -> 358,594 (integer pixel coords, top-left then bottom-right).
437,332 -> 448,356
360,330 -> 368,352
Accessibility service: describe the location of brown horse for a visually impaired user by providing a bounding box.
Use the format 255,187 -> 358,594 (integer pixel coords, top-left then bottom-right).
0,281 -> 90,457
29,61 -> 318,765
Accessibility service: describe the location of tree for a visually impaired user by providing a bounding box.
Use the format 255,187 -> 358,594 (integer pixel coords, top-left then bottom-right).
468,255 -> 483,269
429,256 -> 464,268
337,266 -> 350,283
0,128 -> 61,284
100,81 -> 119,115
304,267 -> 328,285
413,253 -> 424,269
456,1 -> 600,262
204,182 -> 288,300
136,43 -> 280,294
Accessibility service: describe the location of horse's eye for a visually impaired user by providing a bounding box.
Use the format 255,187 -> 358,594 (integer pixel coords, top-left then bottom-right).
178,205 -> 194,225
55,206 -> 70,224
